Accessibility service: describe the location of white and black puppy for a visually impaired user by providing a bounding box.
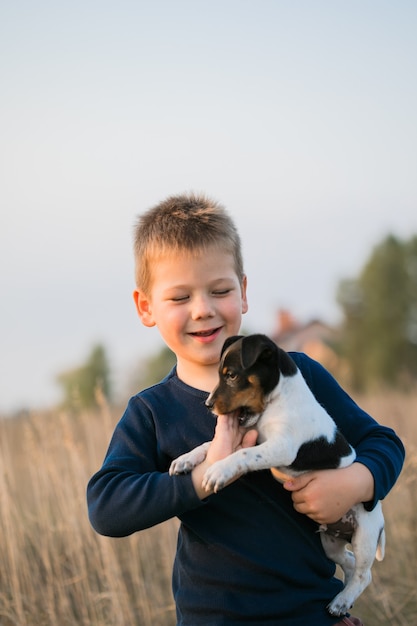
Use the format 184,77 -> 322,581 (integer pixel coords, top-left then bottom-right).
169,333 -> 385,616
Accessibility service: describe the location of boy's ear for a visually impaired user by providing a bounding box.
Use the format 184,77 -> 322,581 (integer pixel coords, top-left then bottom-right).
133,289 -> 156,327
241,275 -> 248,314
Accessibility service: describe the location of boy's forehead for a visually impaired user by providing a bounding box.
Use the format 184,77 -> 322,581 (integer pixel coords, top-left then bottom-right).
148,246 -> 240,286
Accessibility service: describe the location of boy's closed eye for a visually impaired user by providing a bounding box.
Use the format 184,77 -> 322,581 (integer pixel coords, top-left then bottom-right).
169,287 -> 234,302
171,295 -> 190,302
212,288 -> 233,296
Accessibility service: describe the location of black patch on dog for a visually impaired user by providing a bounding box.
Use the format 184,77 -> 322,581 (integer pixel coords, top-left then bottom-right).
216,335 -> 282,397
219,334 -> 297,397
239,334 -> 297,379
288,430 -> 353,472
321,516 -> 356,542
277,346 -> 298,378
220,335 -> 243,357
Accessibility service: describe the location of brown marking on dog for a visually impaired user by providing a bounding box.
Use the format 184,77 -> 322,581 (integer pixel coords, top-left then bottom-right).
211,373 -> 266,417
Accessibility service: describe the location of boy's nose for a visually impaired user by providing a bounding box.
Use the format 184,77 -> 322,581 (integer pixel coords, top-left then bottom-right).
191,295 -> 215,320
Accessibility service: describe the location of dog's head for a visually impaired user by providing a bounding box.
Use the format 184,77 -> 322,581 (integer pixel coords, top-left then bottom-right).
206,334 -> 296,427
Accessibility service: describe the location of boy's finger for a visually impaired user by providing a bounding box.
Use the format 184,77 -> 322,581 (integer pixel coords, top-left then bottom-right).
283,473 -> 313,491
270,468 -> 293,483
215,414 -> 237,432
241,429 -> 258,448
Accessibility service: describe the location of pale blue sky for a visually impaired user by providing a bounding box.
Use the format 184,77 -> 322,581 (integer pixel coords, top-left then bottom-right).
1,1 -> 416,412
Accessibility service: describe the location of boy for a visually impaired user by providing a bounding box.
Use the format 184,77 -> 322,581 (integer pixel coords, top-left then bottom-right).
87,193 -> 404,625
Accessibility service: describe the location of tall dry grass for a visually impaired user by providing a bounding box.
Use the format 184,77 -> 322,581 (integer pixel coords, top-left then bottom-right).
352,393 -> 417,625
0,392 -> 415,625
0,400 -> 177,626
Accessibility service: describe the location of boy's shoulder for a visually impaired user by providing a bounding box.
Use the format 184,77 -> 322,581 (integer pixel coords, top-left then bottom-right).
288,350 -> 316,382
123,367 -> 215,446
131,366 -> 209,410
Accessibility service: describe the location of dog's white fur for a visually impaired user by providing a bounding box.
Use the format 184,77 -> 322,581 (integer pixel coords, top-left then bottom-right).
170,344 -> 385,616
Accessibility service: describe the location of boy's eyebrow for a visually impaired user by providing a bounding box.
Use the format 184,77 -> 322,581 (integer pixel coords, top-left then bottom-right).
162,277 -> 237,292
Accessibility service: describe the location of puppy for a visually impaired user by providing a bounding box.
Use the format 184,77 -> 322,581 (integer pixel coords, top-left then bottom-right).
169,333 -> 385,616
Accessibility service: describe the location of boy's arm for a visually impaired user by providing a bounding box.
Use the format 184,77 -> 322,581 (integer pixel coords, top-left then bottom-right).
87,396 -> 256,535
287,352 -> 405,523
87,396 -> 206,537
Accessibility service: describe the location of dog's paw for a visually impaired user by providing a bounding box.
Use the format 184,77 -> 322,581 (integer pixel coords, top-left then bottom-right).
327,569 -> 371,616
169,444 -> 209,475
169,454 -> 196,475
202,460 -> 238,493
327,593 -> 352,617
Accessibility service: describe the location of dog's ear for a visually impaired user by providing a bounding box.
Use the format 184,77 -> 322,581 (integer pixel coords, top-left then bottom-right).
221,335 -> 243,357
240,334 -> 277,369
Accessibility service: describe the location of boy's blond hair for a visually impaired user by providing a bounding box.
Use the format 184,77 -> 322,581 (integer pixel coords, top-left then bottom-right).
134,192 -> 244,294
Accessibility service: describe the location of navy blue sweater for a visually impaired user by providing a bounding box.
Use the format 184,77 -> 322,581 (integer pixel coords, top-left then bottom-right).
87,353 -> 404,625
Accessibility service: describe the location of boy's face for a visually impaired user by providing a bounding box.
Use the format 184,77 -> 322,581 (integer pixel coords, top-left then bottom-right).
133,247 -> 248,378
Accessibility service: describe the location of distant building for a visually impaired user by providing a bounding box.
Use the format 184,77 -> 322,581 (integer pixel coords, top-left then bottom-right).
270,309 -> 341,374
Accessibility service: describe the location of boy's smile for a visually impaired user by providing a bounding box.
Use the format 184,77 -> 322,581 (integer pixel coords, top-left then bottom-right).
133,246 -> 248,390
189,327 -> 222,340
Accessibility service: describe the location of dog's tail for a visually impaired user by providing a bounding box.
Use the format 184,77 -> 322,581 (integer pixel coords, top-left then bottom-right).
376,526 -> 386,561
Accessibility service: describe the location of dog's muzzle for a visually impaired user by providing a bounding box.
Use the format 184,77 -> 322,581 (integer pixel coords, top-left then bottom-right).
235,408 -> 260,428
205,398 -> 260,428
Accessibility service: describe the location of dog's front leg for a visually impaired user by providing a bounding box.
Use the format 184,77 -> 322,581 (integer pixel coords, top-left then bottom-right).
202,439 -> 295,493
169,442 -> 211,475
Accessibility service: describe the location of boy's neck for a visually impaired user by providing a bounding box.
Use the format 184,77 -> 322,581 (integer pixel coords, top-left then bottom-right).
176,361 -> 220,393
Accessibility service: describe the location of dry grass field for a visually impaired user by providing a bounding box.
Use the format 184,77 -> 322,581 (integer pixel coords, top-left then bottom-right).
0,391 -> 415,626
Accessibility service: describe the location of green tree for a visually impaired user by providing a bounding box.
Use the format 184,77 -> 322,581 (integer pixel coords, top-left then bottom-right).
57,344 -> 112,410
131,346 -> 176,393
337,234 -> 417,390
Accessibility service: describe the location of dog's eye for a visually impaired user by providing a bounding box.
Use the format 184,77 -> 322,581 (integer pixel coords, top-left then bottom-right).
225,370 -> 238,382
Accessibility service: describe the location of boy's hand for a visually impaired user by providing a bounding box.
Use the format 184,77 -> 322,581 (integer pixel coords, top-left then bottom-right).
192,415 -> 258,499
282,463 -> 375,525
206,414 -> 258,465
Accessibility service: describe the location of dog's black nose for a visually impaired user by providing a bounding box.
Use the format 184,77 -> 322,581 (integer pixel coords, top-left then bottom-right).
205,397 -> 214,409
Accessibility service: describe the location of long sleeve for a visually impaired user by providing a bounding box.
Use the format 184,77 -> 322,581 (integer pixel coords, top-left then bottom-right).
87,376 -> 210,537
